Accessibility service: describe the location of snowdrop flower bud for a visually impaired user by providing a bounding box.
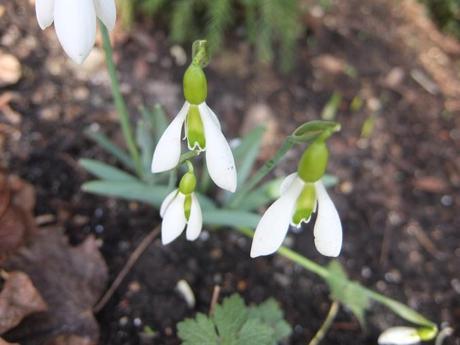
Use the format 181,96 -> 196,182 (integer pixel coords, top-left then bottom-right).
250,140 -> 342,258
160,171 -> 203,245
378,327 -> 421,345
35,0 -> 117,64
151,63 -> 237,192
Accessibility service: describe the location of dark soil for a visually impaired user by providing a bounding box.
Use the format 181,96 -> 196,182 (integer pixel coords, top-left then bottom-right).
1,0 -> 459,344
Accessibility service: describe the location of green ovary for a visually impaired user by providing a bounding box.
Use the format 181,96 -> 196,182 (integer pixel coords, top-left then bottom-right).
292,183 -> 316,226
186,105 -> 206,150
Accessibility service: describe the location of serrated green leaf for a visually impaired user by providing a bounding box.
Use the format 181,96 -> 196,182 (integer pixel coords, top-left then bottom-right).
79,159 -> 138,182
213,294 -> 249,343
237,318 -> 273,345
178,313 -> 219,345
233,126 -> 266,186
248,299 -> 292,344
325,260 -> 370,326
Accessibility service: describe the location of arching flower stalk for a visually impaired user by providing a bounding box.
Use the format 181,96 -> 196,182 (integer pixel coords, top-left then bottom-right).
151,63 -> 237,193
251,139 -> 342,258
160,166 -> 203,245
35,0 -> 116,64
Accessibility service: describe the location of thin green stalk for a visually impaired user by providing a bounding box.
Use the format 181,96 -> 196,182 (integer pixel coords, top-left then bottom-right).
100,21 -> 142,176
229,137 -> 296,208
236,227 -> 329,279
308,301 -> 340,345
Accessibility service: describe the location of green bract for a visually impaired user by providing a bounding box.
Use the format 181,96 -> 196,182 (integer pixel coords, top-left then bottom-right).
179,172 -> 197,195
297,140 -> 329,183
186,105 -> 206,150
183,64 -> 208,105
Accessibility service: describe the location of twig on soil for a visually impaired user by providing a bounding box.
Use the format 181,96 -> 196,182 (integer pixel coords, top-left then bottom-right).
209,285 -> 221,316
308,301 -> 340,345
93,225 -> 161,313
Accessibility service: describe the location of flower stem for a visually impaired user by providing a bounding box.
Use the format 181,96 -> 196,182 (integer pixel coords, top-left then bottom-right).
100,22 -> 142,177
228,137 -> 296,208
308,301 -> 340,345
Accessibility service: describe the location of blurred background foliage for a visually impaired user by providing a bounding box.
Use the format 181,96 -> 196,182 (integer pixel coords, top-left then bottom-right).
420,0 -> 460,38
116,0 -> 304,72
116,0 -> 459,72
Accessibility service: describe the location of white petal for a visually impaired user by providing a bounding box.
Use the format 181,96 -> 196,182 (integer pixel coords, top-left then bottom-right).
378,327 -> 421,345
313,181 -> 342,257
160,189 -> 178,218
54,0 -> 97,64
279,172 -> 299,195
250,177 -> 304,257
94,0 -> 117,31
151,103 -> 189,173
202,102 -> 221,130
161,193 -> 186,245
200,104 -> 237,192
36,0 -> 55,29
186,194 -> 203,241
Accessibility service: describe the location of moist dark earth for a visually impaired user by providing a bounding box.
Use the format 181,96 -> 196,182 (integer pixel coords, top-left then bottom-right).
1,0 -> 460,344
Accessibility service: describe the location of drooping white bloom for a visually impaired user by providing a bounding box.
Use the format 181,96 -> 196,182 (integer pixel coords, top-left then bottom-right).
160,189 -> 203,245
250,173 -> 342,258
151,102 -> 237,192
35,0 -> 117,64
378,327 -> 421,345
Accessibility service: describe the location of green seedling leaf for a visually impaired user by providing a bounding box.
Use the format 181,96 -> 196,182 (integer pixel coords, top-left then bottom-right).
214,294 -> 248,343
361,115 -> 376,138
248,299 -> 292,344
177,294 -> 291,345
178,313 -> 219,345
233,126 -> 266,186
325,260 -> 370,327
85,129 -> 136,172
321,92 -> 342,121
79,159 -> 138,182
350,95 -> 363,112
291,120 -> 341,144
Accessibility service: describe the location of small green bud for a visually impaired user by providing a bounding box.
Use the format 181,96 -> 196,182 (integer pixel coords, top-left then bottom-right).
183,64 -> 207,105
186,105 -> 206,150
292,183 -> 316,225
297,140 -> 329,183
184,194 -> 192,220
179,172 -> 197,195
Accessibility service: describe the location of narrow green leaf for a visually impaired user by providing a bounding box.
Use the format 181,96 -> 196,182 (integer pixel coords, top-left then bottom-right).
321,92 -> 342,120
79,159 -> 138,182
178,313 -> 219,345
141,104 -> 169,143
136,119 -> 155,175
233,126 -> 266,186
203,210 -> 260,229
85,129 -> 136,171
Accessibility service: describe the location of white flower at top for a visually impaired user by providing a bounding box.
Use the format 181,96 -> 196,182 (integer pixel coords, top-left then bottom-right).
35,0 -> 116,64
378,327 -> 421,345
151,64 -> 237,193
160,171 -> 203,245
250,140 -> 342,258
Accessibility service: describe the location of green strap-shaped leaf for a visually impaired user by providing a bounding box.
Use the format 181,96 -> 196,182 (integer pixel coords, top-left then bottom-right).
79,159 -> 138,182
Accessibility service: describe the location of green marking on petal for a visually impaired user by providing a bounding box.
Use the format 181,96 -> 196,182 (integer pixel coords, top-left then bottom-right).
184,194 -> 192,220
292,183 -> 316,225
186,105 -> 206,151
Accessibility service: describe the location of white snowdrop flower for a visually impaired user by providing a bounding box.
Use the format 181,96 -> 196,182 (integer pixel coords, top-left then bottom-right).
151,64 -> 237,192
160,172 -> 203,245
250,140 -> 342,258
378,327 -> 421,345
35,0 -> 116,64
